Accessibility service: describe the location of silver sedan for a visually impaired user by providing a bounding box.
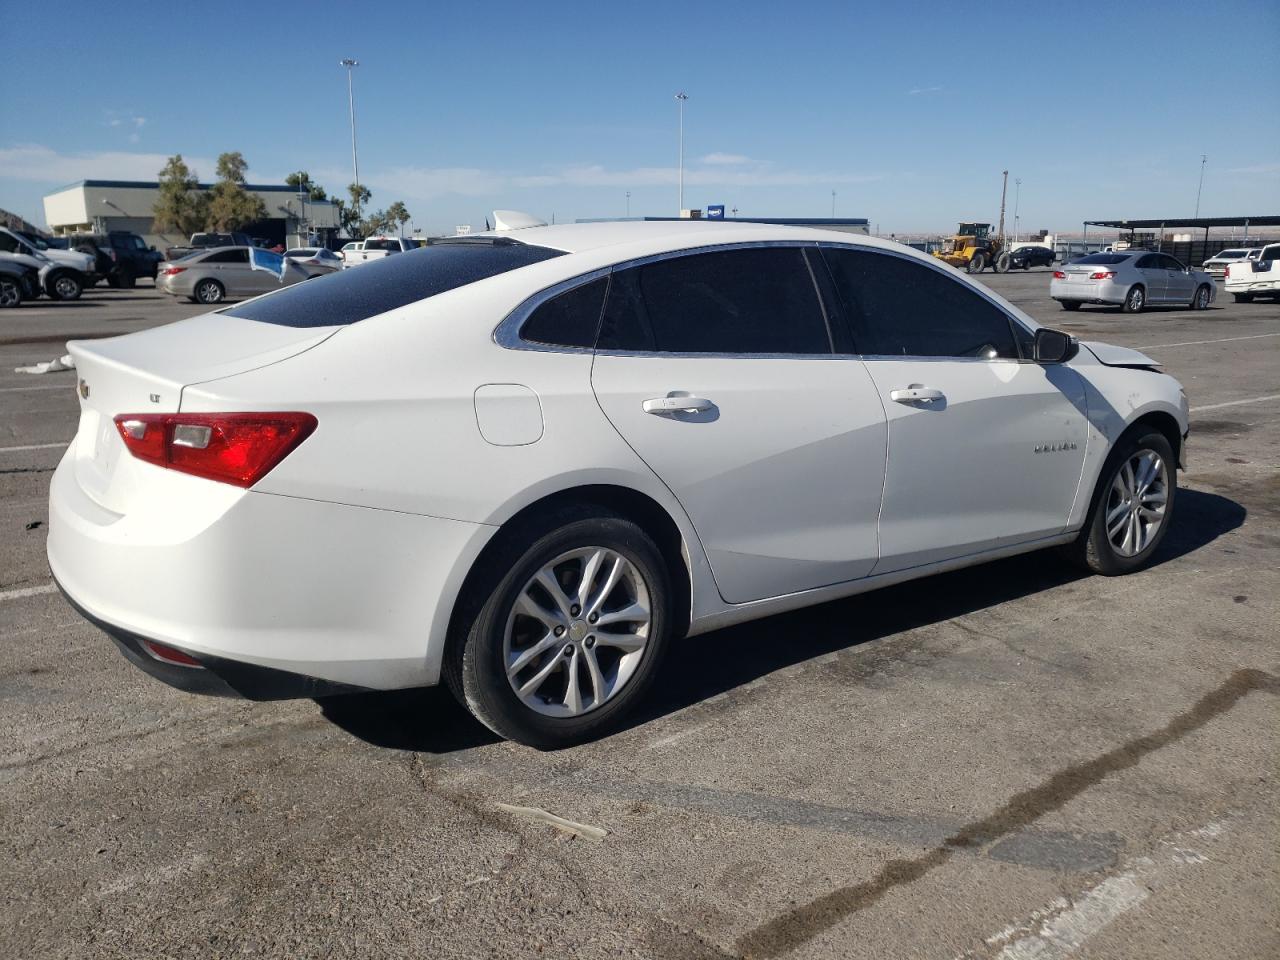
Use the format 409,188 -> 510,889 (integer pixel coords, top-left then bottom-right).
156,246 -> 312,304
1050,251 -> 1216,313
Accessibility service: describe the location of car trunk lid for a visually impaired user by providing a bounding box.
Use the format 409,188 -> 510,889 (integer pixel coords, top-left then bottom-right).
67,313 -> 339,513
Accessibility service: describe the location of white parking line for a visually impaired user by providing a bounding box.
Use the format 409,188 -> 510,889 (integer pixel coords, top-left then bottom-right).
0,442 -> 68,454
0,582 -> 58,602
0,384 -> 74,393
1190,394 -> 1280,413
1141,332 -> 1280,349
975,820 -> 1227,960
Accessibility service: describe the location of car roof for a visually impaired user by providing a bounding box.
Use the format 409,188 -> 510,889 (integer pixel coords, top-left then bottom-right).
471,219 -> 916,258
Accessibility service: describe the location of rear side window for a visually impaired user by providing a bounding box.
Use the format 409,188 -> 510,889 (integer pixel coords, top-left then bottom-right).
205,249 -> 249,264
598,247 -> 831,355
223,240 -> 565,327
821,247 -> 1019,359
521,277 -> 607,348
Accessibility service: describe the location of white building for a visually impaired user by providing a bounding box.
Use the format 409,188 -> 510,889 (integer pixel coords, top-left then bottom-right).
43,179 -> 341,249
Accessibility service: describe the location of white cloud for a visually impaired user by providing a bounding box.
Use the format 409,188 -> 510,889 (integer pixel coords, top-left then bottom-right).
1224,162 -> 1280,175
907,85 -> 944,95
0,144 -> 217,184
700,152 -> 751,166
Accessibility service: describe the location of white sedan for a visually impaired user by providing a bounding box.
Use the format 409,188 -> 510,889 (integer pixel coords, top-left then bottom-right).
48,220 -> 1189,747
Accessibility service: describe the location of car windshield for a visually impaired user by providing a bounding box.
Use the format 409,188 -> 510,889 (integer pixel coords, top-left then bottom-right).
221,239 -> 566,327
1073,253 -> 1131,265
284,250 -> 317,258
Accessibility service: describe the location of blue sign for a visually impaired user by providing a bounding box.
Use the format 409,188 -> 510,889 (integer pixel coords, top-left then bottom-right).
706,204 -> 725,220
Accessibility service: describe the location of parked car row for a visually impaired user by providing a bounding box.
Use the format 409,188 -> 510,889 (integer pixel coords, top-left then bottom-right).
1050,252 -> 1215,313
0,227 -> 98,303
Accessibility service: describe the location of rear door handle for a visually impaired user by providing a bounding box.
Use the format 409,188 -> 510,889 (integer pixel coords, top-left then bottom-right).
889,386 -> 945,405
643,395 -> 714,415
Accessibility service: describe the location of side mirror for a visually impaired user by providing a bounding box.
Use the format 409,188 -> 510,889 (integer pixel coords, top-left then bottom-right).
1033,327 -> 1078,364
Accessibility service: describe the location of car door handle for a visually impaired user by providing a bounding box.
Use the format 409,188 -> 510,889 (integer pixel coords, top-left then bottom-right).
890,386 -> 945,404
643,395 -> 714,415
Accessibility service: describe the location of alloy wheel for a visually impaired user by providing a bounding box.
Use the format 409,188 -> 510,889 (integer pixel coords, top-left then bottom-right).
1127,288 -> 1144,311
503,546 -> 651,718
1196,286 -> 1210,309
1105,450 -> 1168,557
0,280 -> 19,307
54,276 -> 79,299
197,281 -> 222,304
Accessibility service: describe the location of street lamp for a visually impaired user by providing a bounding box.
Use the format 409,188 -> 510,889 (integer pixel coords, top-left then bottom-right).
1013,178 -> 1021,242
1194,155 -> 1207,219
675,92 -> 689,214
626,190 -> 631,218
340,58 -> 361,217
831,190 -> 836,218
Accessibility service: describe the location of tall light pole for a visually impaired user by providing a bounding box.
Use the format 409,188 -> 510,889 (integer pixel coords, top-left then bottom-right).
340,58 -> 361,218
626,191 -> 631,217
831,190 -> 837,218
675,92 -> 689,214
1013,178 -> 1021,242
1194,155 -> 1207,218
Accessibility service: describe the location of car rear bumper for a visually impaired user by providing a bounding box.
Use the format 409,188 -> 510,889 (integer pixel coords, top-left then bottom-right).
1049,278 -> 1127,304
47,447 -> 493,695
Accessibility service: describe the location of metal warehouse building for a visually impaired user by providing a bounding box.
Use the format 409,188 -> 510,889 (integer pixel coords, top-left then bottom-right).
42,180 -> 341,250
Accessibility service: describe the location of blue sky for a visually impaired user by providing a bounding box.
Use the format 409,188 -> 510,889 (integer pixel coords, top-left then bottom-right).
2,0 -> 1277,236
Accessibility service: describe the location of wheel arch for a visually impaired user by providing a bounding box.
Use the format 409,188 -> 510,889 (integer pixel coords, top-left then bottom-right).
1127,409 -> 1183,468
442,483 -> 696,683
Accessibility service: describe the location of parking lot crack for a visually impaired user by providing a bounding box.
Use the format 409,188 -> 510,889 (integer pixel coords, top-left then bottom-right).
734,668 -> 1279,959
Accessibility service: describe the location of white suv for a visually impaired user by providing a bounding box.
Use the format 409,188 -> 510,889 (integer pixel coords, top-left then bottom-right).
342,235 -> 421,267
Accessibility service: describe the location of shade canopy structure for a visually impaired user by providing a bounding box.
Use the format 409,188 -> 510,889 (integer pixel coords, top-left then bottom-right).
1084,216 -> 1280,230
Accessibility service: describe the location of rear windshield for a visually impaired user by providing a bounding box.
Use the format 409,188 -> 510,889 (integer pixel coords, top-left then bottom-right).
1072,253 -> 1130,265
222,240 -> 566,327
1214,250 -> 1246,258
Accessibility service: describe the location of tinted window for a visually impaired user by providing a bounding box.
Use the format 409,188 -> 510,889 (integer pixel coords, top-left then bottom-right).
204,249 -> 249,264
1135,255 -> 1159,269
1159,255 -> 1186,271
821,247 -> 1019,359
521,277 -> 608,348
1074,253 -> 1130,265
365,239 -> 400,252
0,233 -> 19,253
284,249 -> 316,258
1261,245 -> 1280,261
598,247 -> 830,355
223,240 -> 565,327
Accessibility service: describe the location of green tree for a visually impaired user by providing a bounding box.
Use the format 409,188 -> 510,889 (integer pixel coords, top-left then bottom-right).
347,182 -> 371,215
206,152 -> 267,231
152,155 -> 208,236
285,171 -> 328,201
385,200 -> 411,236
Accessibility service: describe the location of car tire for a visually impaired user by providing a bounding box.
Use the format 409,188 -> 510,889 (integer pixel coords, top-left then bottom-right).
1062,428 -> 1176,576
967,254 -> 985,274
194,279 -> 225,304
48,271 -> 83,301
1231,293 -> 1254,303
119,270 -> 137,290
106,274 -> 122,289
1122,285 -> 1145,313
446,506 -> 672,749
0,277 -> 23,308
1059,300 -> 1082,311
1191,284 -> 1211,310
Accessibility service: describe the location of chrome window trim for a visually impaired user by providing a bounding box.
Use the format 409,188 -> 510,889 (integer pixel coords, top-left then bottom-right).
494,240 -> 833,358
494,238 -> 1042,365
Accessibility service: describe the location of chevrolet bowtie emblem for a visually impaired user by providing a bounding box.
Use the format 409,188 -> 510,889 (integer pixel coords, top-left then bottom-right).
78,379 -> 90,399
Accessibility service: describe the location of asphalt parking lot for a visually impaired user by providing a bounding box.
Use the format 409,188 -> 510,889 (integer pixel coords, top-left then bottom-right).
1,272 -> 1276,960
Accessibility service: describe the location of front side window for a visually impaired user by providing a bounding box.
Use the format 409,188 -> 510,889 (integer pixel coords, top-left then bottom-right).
821,247 -> 1020,359
0,233 -> 19,253
598,247 -> 831,355
1135,255 -> 1159,269
1159,254 -> 1187,271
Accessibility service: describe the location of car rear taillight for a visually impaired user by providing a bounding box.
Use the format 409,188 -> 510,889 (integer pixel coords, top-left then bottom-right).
1089,271 -> 1116,280
1053,271 -> 1066,279
113,412 -> 317,487
162,266 -> 187,276
108,249 -> 118,262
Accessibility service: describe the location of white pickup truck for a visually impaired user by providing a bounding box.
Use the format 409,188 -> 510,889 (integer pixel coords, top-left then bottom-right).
341,236 -> 422,268
1225,242 -> 1280,302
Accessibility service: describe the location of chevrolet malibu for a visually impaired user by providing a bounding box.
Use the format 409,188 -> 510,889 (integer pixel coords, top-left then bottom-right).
49,221 -> 1189,747
1051,251 -> 1214,313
